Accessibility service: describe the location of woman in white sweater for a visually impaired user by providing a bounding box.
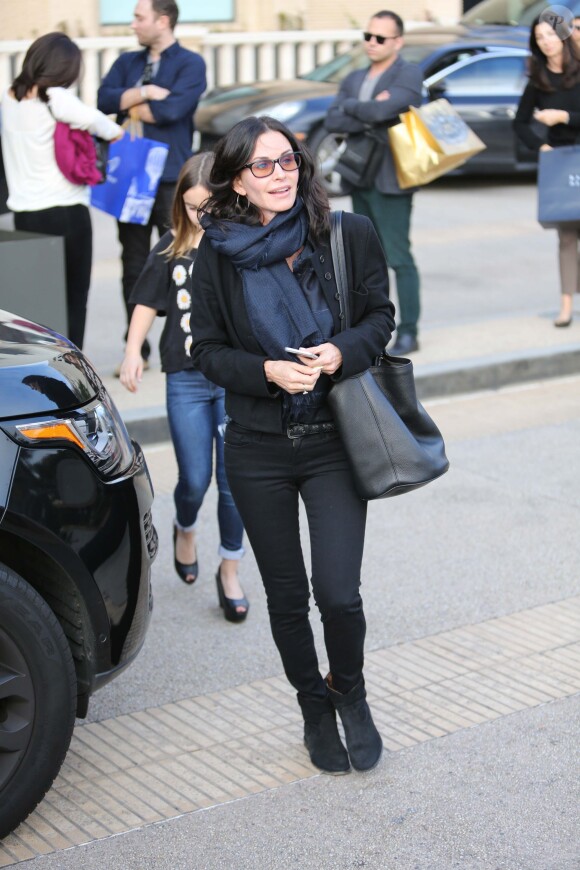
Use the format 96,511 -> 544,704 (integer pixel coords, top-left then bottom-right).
2,32 -> 123,348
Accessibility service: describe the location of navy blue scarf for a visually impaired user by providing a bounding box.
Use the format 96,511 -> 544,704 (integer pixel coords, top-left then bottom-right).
202,198 -> 325,359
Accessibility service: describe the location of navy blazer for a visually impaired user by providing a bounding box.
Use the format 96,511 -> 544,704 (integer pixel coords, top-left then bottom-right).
325,56 -> 423,194
98,42 -> 206,183
190,212 -> 396,434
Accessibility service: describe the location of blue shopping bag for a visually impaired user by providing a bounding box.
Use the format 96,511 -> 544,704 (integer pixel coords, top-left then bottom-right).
90,135 -> 169,225
537,145 -> 580,229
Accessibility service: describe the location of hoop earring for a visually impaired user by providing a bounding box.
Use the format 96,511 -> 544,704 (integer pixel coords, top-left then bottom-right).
236,193 -> 249,212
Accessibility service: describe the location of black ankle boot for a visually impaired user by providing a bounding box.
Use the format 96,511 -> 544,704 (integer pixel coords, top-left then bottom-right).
326,677 -> 383,772
298,695 -> 350,775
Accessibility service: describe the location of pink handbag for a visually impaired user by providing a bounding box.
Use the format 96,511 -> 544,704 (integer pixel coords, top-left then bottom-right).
53,122 -> 103,186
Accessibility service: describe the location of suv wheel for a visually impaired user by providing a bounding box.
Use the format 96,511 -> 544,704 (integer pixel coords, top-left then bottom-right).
0,564 -> 77,839
308,126 -> 346,197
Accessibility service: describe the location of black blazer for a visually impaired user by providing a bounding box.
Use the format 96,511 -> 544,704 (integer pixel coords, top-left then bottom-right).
190,211 -> 395,434
325,56 -> 423,194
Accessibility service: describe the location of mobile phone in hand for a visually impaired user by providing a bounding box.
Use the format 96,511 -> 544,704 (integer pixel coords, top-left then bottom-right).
284,346 -> 319,360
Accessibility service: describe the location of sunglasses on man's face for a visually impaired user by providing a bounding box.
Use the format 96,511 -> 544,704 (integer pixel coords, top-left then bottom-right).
363,32 -> 398,45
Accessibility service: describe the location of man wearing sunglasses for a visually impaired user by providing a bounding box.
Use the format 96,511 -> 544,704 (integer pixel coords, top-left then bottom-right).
98,0 -> 206,372
325,10 -> 422,356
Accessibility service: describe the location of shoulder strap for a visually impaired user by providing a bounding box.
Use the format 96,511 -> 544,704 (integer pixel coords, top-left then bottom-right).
329,211 -> 351,332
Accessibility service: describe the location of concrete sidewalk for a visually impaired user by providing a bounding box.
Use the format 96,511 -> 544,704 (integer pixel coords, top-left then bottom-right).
1,177 -> 579,869
2,373 -> 579,869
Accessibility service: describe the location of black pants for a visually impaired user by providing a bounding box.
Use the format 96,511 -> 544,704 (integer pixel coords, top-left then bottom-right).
224,423 -> 368,700
14,204 -> 92,349
117,182 -> 174,360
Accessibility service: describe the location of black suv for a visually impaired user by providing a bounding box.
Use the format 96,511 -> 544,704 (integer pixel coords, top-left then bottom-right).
0,310 -> 157,838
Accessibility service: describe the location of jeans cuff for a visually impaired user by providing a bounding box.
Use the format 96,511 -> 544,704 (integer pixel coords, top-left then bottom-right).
174,518 -> 197,533
218,544 -> 245,561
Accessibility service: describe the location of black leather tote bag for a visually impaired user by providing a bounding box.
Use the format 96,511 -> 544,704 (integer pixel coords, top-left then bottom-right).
327,212 -> 449,499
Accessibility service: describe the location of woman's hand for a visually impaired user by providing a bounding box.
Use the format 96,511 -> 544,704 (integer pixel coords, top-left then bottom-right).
540,143 -> 554,152
534,109 -> 569,127
264,360 -> 322,394
300,342 -> 343,376
119,352 -> 144,393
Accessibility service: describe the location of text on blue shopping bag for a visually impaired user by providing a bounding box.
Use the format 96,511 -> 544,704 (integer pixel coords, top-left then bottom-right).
90,136 -> 169,225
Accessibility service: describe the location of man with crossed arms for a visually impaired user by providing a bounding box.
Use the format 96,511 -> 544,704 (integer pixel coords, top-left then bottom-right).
98,0 -> 206,369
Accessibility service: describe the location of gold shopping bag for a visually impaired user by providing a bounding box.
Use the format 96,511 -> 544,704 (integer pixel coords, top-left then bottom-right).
388,99 -> 486,189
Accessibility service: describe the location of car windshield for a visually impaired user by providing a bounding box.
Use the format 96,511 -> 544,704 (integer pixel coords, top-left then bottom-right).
301,43 -> 439,84
461,0 -> 573,27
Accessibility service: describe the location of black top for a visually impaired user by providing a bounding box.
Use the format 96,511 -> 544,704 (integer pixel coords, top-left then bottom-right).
129,230 -> 196,374
190,212 -> 396,435
514,72 -> 580,151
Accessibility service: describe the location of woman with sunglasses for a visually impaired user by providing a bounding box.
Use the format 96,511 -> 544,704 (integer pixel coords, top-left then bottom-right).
514,15 -> 580,326
190,116 -> 395,774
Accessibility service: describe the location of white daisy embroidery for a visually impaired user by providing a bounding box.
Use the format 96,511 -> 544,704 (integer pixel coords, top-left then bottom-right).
180,312 -> 191,333
184,335 -> 192,356
173,264 -> 187,286
176,288 -> 191,310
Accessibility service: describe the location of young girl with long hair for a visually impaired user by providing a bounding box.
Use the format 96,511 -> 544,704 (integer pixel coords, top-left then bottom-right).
120,152 -> 248,622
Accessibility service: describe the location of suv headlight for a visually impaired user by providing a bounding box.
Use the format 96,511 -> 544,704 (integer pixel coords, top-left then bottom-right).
11,391 -> 134,478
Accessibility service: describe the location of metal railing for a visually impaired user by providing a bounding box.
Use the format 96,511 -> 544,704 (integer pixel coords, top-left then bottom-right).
0,28 -> 362,105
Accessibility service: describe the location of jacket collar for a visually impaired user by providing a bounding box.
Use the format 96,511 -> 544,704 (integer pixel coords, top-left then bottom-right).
138,40 -> 180,62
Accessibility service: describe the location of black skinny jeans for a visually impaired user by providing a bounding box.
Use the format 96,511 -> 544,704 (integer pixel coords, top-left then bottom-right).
14,204 -> 92,349
117,181 -> 174,359
224,423 -> 368,700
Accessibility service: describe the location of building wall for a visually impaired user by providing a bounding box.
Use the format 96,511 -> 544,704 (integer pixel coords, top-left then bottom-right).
241,1 -> 460,31
3,0 -> 98,39
1,0 -> 461,40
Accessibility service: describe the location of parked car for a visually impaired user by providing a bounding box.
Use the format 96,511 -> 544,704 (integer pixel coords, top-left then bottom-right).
195,33 -> 537,194
0,310 -> 157,838
461,0 -> 580,30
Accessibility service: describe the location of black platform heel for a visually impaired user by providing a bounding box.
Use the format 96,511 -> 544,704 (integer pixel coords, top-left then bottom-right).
173,525 -> 198,585
215,569 -> 249,622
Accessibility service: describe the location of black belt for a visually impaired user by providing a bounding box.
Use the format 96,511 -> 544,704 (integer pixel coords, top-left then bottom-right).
286,422 -> 336,439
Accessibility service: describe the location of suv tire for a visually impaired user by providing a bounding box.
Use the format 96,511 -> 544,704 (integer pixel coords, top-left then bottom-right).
0,564 -> 76,839
308,125 -> 346,197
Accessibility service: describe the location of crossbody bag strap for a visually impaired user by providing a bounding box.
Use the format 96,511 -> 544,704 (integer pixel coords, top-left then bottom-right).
330,210 -> 351,332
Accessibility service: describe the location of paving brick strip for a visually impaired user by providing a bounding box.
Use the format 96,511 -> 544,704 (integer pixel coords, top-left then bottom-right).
1,596 -> 579,866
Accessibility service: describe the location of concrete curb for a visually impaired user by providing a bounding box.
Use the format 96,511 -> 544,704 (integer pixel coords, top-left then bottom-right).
122,344 -> 580,444
414,344 -> 580,400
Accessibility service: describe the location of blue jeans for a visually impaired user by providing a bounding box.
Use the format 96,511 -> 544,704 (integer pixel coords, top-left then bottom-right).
166,369 -> 244,560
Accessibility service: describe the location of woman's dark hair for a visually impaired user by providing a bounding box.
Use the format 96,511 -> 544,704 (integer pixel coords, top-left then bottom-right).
203,116 -> 330,243
528,15 -> 580,90
12,32 -> 82,103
